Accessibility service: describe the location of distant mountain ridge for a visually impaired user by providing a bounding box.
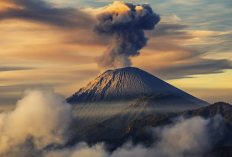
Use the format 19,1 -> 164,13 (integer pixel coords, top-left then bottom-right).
72,102 -> 232,151
100,93 -> 199,129
124,102 -> 232,142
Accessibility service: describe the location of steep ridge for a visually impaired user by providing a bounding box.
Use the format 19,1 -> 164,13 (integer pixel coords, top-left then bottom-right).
101,93 -> 198,129
124,102 -> 232,146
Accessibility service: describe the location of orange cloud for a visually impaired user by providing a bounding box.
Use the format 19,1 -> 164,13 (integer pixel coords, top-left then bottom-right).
0,1 -> 24,11
0,64 -> 100,106
0,19 -> 105,64
104,1 -> 131,14
182,88 -> 232,104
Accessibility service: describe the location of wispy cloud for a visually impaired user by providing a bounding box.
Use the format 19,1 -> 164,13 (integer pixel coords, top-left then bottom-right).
0,0 -> 97,29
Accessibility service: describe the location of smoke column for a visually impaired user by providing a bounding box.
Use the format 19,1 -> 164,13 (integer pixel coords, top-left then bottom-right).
94,1 -> 160,71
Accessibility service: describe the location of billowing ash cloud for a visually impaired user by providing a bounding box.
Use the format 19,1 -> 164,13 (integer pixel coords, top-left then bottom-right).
94,1 -> 160,71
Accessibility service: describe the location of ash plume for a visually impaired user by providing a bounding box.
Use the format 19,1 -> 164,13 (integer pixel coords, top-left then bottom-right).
94,1 -> 160,71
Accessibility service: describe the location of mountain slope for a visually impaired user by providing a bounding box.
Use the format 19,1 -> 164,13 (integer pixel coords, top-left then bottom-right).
100,93 -> 198,129
124,102 -> 232,145
77,102 -> 232,142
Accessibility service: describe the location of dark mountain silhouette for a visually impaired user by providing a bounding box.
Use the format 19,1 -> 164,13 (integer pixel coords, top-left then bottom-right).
206,146 -> 232,157
71,102 -> 232,151
124,102 -> 232,145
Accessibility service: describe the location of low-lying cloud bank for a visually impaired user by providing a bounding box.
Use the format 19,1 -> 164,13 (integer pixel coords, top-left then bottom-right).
0,89 -> 224,157
0,88 -> 72,157
45,116 -> 224,157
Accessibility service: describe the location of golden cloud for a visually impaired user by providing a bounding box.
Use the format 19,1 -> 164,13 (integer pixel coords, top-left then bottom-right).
104,1 -> 131,14
0,1 -> 24,11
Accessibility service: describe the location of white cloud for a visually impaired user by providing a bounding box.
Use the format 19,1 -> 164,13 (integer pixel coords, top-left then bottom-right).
0,88 -> 72,156
45,115 -> 224,157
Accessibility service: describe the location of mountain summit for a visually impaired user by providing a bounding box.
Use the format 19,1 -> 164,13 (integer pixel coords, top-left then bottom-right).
67,67 -> 208,106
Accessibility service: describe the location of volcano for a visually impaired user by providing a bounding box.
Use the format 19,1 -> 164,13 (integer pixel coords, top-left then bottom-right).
67,67 -> 209,130
67,67 -> 208,105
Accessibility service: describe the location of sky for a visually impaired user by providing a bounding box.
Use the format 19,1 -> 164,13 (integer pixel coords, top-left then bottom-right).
0,0 -> 232,109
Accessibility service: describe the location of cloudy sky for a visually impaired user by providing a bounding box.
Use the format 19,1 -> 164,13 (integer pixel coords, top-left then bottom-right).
0,0 -> 232,109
